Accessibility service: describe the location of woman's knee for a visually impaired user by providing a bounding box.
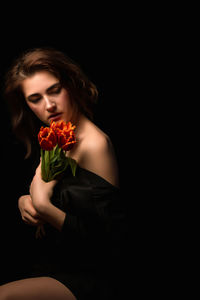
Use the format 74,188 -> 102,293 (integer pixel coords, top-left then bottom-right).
0,284 -> 10,300
0,282 -> 21,300
0,277 -> 77,300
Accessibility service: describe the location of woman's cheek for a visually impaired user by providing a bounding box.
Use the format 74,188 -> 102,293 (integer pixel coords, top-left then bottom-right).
30,106 -> 47,123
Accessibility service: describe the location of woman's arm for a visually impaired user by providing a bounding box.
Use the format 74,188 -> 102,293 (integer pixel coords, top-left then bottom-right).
37,201 -> 66,231
18,195 -> 43,226
29,162 -> 66,231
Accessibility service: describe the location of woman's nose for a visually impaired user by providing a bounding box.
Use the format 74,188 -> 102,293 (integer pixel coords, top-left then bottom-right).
44,96 -> 56,112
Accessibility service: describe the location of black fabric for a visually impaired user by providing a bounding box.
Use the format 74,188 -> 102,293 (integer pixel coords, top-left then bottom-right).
27,166 -> 127,300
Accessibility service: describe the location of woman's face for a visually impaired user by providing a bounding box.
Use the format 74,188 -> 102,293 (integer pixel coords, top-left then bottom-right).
22,71 -> 74,125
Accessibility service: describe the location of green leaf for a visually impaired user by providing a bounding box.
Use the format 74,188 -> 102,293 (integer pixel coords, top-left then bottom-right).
68,157 -> 77,176
50,159 -> 69,180
44,150 -> 50,181
41,149 -> 48,182
40,147 -> 77,182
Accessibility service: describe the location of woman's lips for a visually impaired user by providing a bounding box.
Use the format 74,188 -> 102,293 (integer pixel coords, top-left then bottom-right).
48,113 -> 62,122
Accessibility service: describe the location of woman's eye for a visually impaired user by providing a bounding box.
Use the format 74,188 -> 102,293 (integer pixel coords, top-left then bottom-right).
50,86 -> 62,94
28,97 -> 41,103
53,88 -> 61,94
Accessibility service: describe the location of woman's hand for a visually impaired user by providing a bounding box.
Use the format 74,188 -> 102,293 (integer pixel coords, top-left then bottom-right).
18,195 -> 44,226
29,162 -> 57,214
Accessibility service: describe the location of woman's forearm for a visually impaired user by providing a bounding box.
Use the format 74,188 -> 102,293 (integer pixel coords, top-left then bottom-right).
37,201 -> 66,231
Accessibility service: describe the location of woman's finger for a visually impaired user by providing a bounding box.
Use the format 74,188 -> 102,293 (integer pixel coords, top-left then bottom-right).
24,207 -> 40,219
22,212 -> 42,226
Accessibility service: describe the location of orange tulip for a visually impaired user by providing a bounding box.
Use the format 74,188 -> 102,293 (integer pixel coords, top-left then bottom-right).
38,127 -> 57,151
57,130 -> 76,151
50,120 -> 76,151
50,120 -> 76,133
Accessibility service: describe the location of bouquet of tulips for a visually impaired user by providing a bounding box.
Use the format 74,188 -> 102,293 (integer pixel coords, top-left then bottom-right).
38,120 -> 77,181
36,120 -> 77,238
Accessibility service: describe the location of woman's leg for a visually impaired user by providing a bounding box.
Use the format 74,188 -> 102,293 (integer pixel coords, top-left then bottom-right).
0,276 -> 77,300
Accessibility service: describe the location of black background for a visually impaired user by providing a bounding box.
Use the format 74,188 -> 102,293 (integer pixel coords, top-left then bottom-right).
0,9 -> 134,298
0,5 -> 179,298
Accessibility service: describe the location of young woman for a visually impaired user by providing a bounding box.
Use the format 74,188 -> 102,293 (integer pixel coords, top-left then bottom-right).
0,47 -> 125,300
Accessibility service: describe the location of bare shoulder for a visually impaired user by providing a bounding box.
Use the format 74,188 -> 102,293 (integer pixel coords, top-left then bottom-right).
78,121 -> 119,187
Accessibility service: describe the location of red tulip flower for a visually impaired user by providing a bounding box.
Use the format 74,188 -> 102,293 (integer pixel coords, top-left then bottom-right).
38,127 -> 57,151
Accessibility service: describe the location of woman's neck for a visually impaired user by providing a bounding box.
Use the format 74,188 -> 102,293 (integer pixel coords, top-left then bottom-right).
73,113 -> 89,141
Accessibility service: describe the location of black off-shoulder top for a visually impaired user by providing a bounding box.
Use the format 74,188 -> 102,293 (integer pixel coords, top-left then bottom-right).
28,166 -> 126,300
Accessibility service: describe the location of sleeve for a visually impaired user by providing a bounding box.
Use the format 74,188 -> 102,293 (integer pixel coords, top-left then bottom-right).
60,183 -> 125,243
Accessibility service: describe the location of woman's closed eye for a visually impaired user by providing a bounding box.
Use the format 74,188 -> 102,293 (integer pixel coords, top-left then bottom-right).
27,95 -> 42,103
26,84 -> 62,103
47,85 -> 62,95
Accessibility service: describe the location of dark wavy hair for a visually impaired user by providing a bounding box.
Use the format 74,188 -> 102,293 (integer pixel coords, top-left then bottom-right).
4,47 -> 98,158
